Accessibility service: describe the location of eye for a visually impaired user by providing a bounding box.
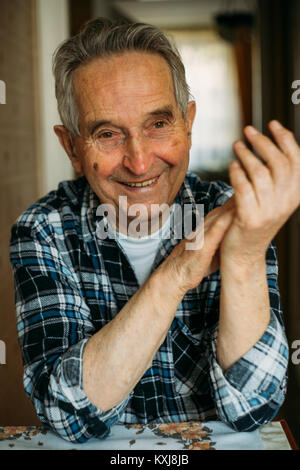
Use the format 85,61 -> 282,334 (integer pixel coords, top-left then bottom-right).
153,120 -> 166,129
145,118 -> 173,140
94,129 -> 125,151
98,131 -> 114,139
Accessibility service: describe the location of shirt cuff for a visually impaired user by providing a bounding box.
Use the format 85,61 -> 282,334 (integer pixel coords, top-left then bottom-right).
209,309 -> 288,423
50,338 -> 132,427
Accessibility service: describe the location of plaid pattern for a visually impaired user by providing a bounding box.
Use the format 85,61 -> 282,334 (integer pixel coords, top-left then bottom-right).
9,173 -> 288,443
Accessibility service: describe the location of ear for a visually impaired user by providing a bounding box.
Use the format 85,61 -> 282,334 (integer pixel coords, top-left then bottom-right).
185,101 -> 196,145
54,125 -> 83,174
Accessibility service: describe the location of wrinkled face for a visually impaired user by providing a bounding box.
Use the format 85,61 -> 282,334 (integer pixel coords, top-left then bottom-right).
69,51 -> 195,232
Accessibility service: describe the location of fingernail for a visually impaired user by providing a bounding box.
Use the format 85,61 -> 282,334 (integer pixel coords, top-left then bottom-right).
245,125 -> 257,135
271,120 -> 282,130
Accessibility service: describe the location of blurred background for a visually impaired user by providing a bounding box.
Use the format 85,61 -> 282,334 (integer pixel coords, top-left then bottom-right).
0,0 -> 299,445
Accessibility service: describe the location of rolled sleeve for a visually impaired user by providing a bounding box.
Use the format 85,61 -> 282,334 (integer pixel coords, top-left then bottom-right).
208,242 -> 288,431
24,337 -> 132,443
10,221 -> 130,443
209,310 -> 288,431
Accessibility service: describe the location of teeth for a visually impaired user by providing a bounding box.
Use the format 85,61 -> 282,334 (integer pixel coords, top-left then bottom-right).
125,177 -> 157,188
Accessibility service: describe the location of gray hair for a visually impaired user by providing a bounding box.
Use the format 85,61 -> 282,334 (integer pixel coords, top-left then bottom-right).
52,17 -> 191,137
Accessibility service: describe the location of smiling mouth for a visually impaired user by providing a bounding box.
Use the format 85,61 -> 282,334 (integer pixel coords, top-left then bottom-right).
119,176 -> 159,188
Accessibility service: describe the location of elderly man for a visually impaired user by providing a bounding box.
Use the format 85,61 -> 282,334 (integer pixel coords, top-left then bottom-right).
10,18 -> 300,443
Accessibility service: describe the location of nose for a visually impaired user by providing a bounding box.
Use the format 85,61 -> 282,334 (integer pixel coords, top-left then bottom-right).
122,134 -> 154,175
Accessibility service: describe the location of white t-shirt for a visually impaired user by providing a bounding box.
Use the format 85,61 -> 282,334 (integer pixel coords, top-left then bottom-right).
107,213 -> 172,286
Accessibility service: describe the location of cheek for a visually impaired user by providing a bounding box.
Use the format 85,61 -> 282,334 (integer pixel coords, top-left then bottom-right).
153,137 -> 189,166
77,140 -> 120,178
89,156 -> 119,178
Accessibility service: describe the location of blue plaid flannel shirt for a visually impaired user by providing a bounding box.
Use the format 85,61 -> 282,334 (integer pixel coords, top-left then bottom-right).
9,173 -> 288,443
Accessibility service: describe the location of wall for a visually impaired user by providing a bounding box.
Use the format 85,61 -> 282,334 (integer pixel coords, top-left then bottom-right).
0,0 -> 70,425
0,0 -> 41,424
286,0 -> 300,445
257,0 -> 300,445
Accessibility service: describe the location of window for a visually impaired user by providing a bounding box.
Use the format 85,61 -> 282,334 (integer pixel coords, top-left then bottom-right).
167,30 -> 243,173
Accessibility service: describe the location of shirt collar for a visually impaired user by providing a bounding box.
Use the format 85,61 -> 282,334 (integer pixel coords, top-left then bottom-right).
80,178 -> 101,242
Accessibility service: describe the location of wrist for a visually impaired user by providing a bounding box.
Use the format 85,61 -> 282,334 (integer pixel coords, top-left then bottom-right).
221,248 -> 266,269
220,253 -> 266,278
152,260 -> 187,300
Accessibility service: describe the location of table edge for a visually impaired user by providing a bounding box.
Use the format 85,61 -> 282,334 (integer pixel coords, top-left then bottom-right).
275,420 -> 299,450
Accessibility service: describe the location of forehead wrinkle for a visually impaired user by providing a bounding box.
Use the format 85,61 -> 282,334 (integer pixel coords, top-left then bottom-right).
73,51 -> 177,130
80,91 -> 176,132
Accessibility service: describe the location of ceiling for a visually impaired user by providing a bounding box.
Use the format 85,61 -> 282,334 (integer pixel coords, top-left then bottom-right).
111,0 -> 256,29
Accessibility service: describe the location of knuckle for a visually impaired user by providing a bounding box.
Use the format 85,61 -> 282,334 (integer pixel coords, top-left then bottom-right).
276,157 -> 290,173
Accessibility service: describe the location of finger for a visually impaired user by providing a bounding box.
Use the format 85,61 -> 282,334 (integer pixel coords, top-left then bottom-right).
223,194 -> 235,209
185,206 -> 234,251
203,249 -> 220,278
205,195 -> 235,226
185,196 -> 235,246
229,159 -> 258,209
243,125 -> 287,181
205,207 -> 234,249
268,120 -> 300,164
233,141 -> 273,199
184,193 -> 234,243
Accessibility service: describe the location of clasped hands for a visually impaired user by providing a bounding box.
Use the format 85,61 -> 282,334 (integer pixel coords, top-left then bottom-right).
168,120 -> 300,293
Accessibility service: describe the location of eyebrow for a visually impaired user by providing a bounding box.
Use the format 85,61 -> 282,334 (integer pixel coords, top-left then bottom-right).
147,106 -> 175,120
86,106 -> 175,136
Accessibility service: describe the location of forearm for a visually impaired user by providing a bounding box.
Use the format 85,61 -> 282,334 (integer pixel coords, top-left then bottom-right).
83,263 -> 184,412
83,199 -> 235,412
216,256 -> 271,371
